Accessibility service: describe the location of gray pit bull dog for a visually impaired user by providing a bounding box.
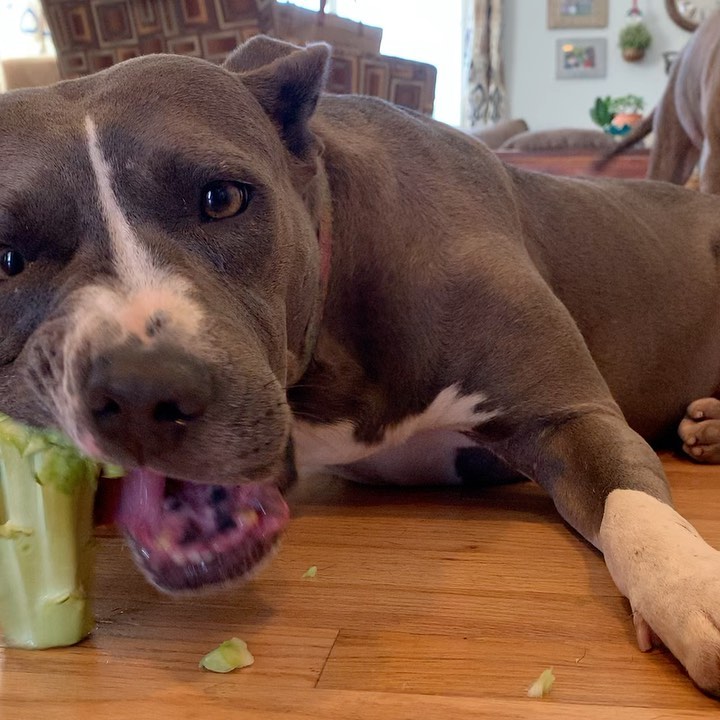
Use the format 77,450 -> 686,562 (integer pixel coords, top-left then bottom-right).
3,36 -> 720,694
599,9 -> 720,192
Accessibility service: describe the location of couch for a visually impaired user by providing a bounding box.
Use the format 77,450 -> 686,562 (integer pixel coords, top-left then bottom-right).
470,118 -> 649,179
470,118 -> 617,152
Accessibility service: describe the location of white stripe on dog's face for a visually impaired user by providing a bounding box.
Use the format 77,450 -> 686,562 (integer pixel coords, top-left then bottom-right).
81,115 -> 203,339
85,116 -> 160,291
42,117 -> 207,455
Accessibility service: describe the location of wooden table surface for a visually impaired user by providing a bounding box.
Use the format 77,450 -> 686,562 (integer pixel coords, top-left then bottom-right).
2,454 -> 720,718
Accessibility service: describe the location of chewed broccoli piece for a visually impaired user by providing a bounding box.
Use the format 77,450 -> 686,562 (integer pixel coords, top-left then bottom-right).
527,667 -> 556,698
0,413 -> 100,649
199,637 -> 255,673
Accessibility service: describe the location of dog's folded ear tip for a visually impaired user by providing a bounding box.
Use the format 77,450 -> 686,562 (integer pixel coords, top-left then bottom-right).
223,36 -> 332,76
299,42 -> 332,74
296,42 -> 332,80
305,41 -> 332,58
226,37 -> 330,157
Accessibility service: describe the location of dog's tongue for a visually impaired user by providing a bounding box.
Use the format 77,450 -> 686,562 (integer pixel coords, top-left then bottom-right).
100,468 -> 289,592
117,468 -> 166,527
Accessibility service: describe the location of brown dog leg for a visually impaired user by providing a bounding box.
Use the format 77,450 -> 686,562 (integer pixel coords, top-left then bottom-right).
699,136 -> 720,194
488,402 -> 720,695
648,70 -> 700,185
458,259 -> 720,694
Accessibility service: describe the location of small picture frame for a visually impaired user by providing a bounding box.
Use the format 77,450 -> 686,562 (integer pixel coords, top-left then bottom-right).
548,0 -> 609,29
556,37 -> 607,79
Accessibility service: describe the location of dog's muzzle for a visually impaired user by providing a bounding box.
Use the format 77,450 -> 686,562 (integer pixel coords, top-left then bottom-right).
85,342 -> 292,593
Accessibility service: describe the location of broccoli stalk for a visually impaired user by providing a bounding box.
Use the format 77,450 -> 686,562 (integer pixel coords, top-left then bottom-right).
0,413 -> 99,649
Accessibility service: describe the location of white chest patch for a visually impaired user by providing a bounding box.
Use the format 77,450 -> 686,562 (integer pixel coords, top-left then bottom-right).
292,385 -> 500,478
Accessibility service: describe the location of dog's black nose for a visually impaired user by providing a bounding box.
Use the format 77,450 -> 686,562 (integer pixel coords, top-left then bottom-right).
86,344 -> 212,461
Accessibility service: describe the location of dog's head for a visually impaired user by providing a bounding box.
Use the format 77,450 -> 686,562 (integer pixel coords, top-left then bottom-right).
0,37 -> 332,592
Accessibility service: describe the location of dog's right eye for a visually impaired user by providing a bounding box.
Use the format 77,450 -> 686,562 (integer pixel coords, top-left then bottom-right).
0,249 -> 25,277
201,181 -> 251,221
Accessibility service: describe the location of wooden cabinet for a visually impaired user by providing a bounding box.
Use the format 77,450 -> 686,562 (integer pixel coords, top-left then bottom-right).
495,149 -> 649,179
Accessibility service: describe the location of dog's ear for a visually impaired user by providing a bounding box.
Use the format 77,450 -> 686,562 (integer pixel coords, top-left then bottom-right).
224,37 -> 330,157
224,35 -> 304,73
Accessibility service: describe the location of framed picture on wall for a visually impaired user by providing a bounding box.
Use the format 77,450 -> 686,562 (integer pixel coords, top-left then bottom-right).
555,38 -> 607,79
548,0 -> 609,28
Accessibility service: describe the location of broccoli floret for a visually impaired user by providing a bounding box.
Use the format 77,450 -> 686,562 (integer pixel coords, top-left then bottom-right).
0,413 -> 100,649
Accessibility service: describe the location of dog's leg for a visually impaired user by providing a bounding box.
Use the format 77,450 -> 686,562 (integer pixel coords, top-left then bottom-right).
647,72 -> 700,185
678,397 -> 720,462
462,265 -> 720,693
699,136 -> 720,194
488,408 -> 720,694
598,487 -> 720,693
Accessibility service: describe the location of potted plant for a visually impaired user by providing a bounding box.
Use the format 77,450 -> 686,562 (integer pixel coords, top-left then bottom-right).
590,95 -> 645,136
609,95 -> 644,130
619,22 -> 652,62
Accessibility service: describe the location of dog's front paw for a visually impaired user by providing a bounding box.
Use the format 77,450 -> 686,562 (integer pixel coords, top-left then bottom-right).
679,397 -> 720,463
630,571 -> 720,695
600,489 -> 720,695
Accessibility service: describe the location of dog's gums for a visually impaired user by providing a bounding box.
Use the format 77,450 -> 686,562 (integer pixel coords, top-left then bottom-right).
113,469 -> 289,592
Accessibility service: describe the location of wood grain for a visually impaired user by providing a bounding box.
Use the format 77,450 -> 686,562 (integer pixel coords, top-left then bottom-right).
2,453 -> 720,718
496,149 -> 650,179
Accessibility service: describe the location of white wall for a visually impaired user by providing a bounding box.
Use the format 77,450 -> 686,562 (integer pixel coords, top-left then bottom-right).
503,0 -> 691,130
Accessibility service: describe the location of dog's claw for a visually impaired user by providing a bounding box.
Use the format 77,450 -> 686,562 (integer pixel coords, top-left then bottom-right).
633,611 -> 661,652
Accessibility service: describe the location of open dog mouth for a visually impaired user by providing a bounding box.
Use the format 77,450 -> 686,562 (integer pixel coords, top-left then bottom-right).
104,469 -> 290,593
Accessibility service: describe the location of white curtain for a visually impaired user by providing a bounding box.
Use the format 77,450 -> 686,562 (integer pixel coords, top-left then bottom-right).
0,1 -> 52,59
466,0 -> 506,127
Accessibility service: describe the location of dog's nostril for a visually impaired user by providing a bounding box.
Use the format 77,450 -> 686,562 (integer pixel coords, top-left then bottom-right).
86,345 -> 212,458
92,397 -> 121,419
152,400 -> 198,424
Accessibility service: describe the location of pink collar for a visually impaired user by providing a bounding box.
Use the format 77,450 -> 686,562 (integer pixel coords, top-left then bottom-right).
291,211 -> 332,383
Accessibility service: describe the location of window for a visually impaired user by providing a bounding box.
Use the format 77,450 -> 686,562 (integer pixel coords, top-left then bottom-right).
0,1 -> 53,59
281,0 -> 464,126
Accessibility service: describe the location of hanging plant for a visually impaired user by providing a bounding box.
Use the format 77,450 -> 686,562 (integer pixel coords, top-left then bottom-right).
619,22 -> 652,62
